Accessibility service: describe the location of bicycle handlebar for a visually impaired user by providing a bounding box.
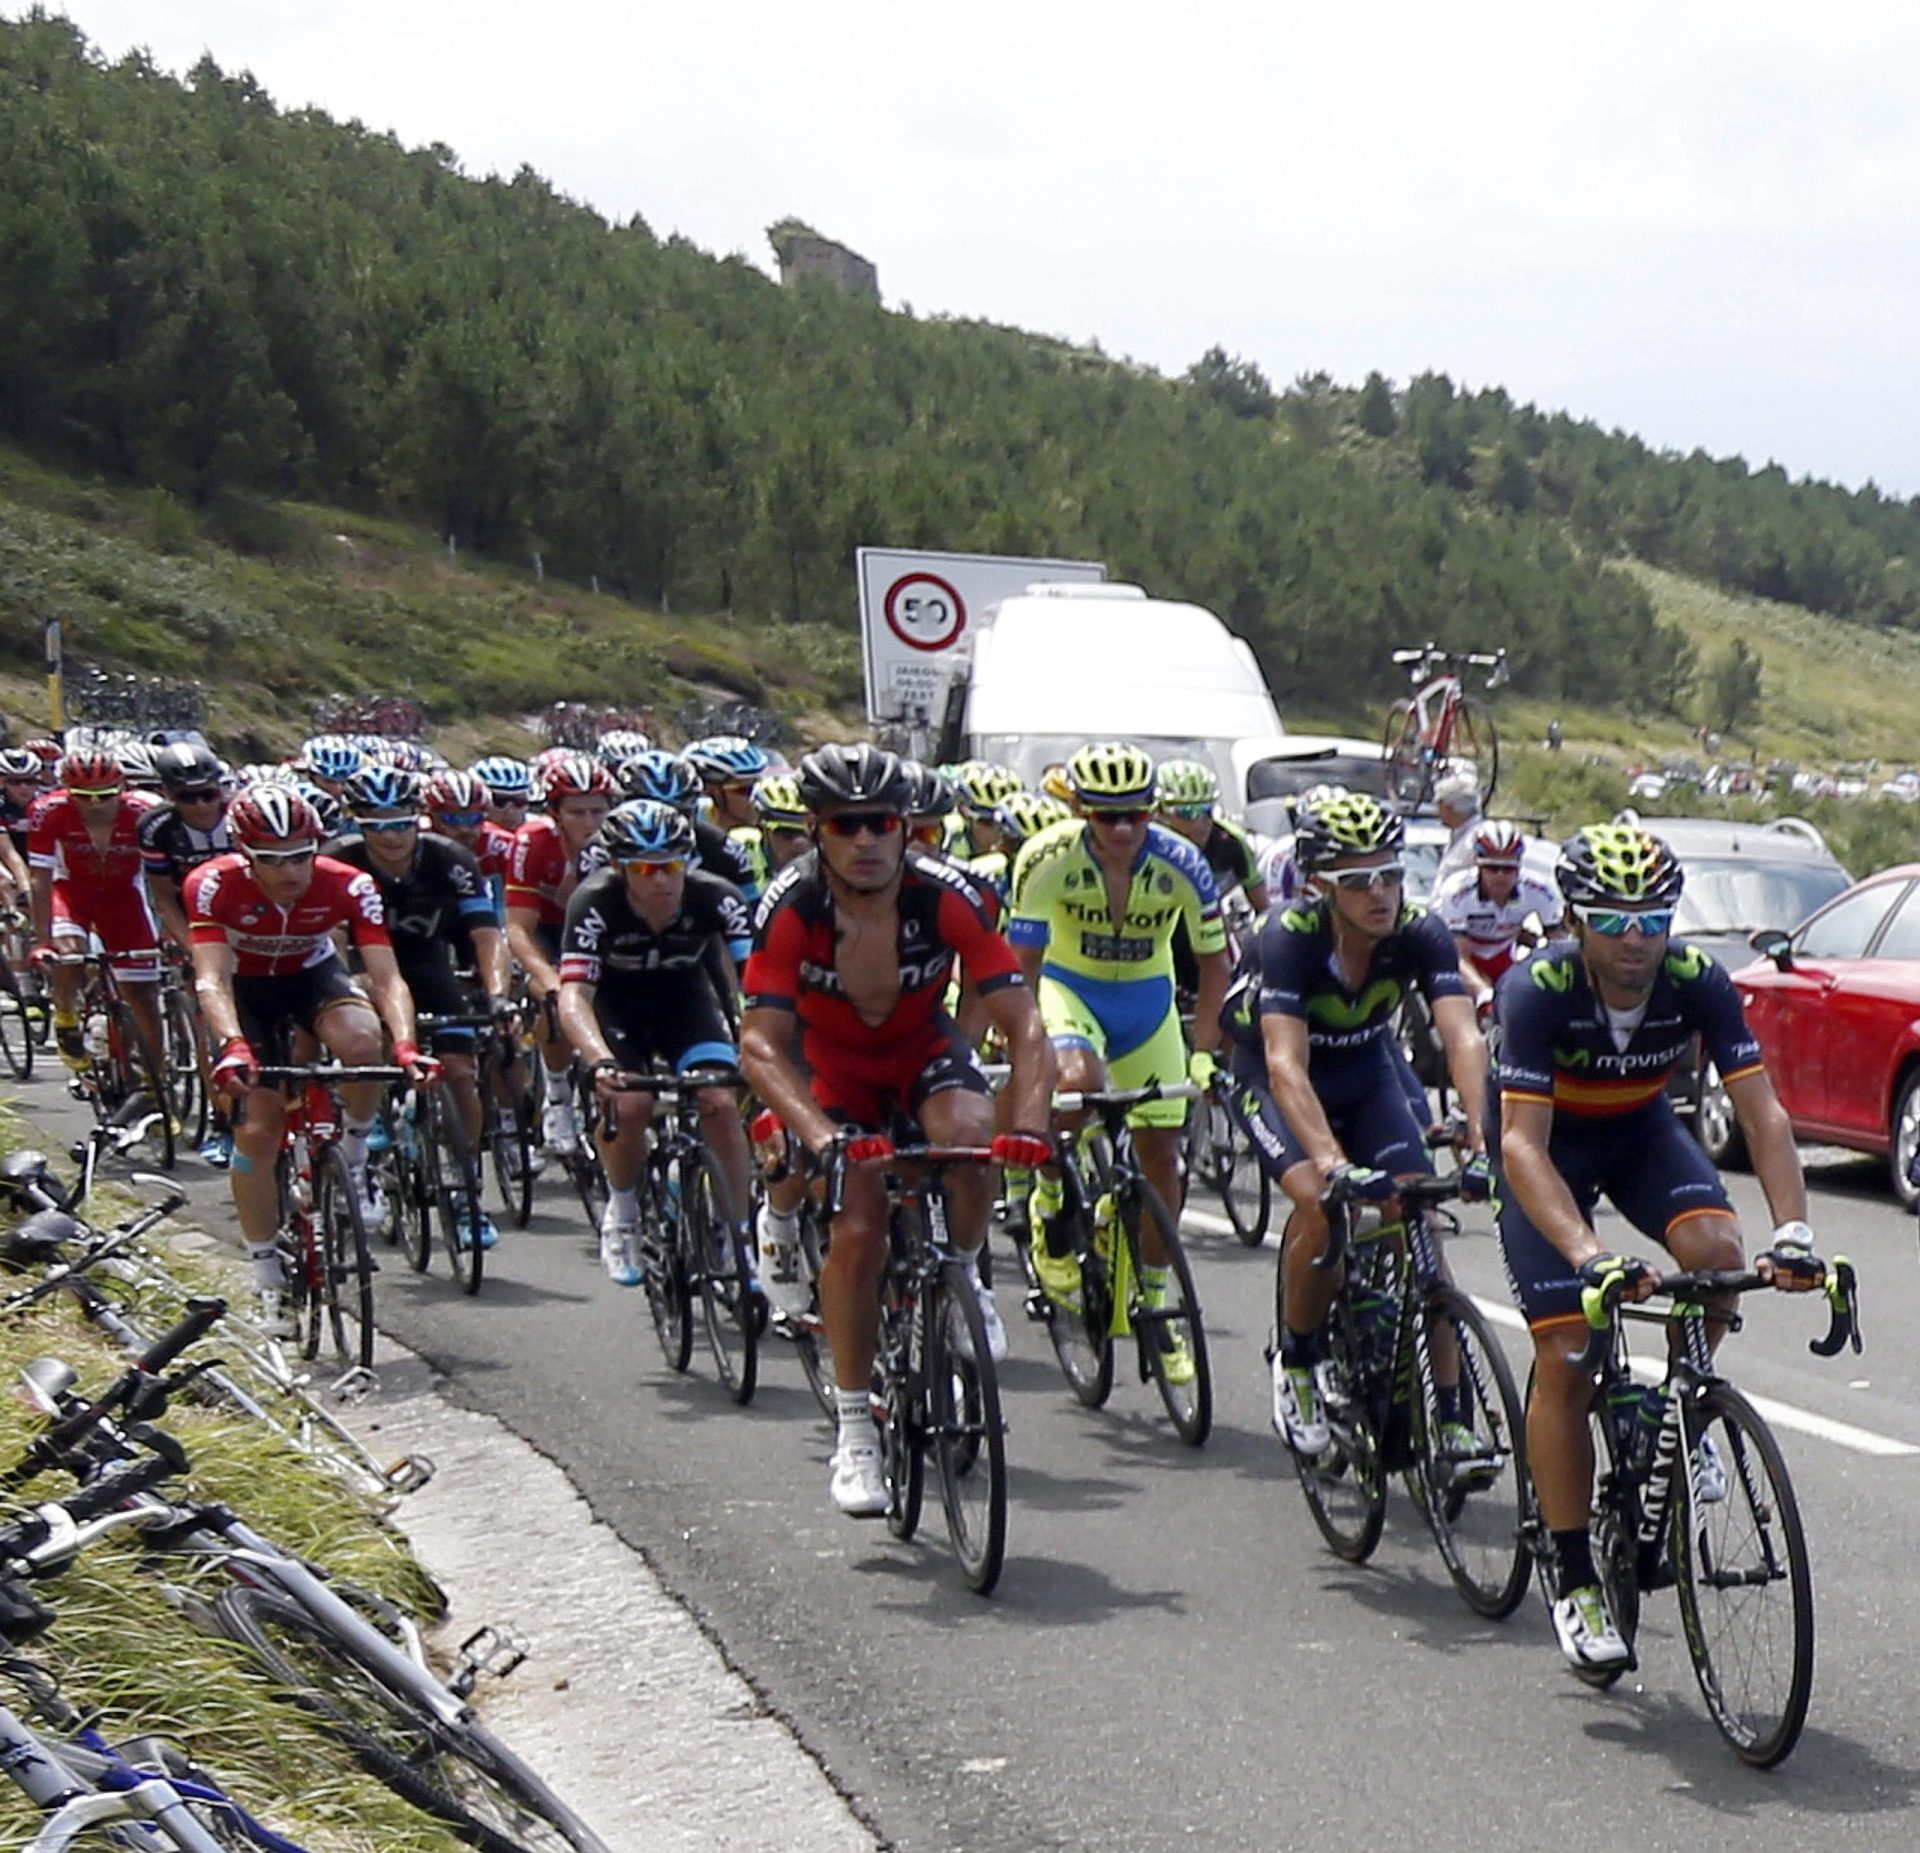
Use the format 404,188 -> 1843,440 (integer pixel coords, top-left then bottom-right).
1313,1173 -> 1462,1271
253,1065 -> 412,1086
1052,1080 -> 1202,1114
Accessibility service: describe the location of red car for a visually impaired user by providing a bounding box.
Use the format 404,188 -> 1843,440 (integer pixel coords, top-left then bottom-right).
1735,862 -> 1920,1203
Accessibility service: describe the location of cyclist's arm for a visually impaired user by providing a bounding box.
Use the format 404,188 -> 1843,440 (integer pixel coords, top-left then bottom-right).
981,982 -> 1054,1136
1428,993 -> 1487,1151
1724,1070 -> 1807,1227
740,1005 -> 838,1156
507,903 -> 559,996
470,921 -> 511,1001
189,937 -> 244,1045
1192,945 -> 1232,1056
1451,935 -> 1494,1000
1260,1012 -> 1343,1178
557,978 -> 615,1069
1494,1095 -> 1601,1267
149,872 -> 192,954
358,942 -> 419,1051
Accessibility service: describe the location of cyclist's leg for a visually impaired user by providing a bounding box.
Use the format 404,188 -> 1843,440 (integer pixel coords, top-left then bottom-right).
96,887 -> 167,1088
910,1018 -> 996,1253
594,1015 -> 653,1196
45,888 -> 90,1058
1027,977 -> 1107,1295
1605,1112 -> 1743,1354
1105,1000 -> 1196,1262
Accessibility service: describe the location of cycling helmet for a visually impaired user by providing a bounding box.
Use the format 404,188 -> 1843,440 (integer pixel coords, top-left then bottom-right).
229,785 -> 322,848
1472,819 -> 1525,867
902,761 -> 956,823
0,748 -> 41,781
600,799 -> 698,862
684,735 -> 772,785
540,752 -> 616,805
1039,763 -> 1075,805
1555,823 -> 1684,909
951,760 -> 1022,820
21,738 -> 60,771
1066,741 -> 1156,809
750,773 -> 808,829
297,782 -> 345,839
343,765 -> 423,816
1292,792 -> 1406,873
594,728 -> 652,768
237,762 -> 298,787
117,742 -> 161,790
423,769 -> 488,817
470,755 -> 534,802
154,742 -> 225,795
300,735 -> 364,783
58,746 -> 123,792
996,790 -> 1072,844
796,743 -> 911,815
618,749 -> 702,812
1155,758 -> 1220,810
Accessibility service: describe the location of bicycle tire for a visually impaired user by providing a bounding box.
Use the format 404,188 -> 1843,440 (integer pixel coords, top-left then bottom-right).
1574,1394 -> 1643,1690
1035,1151 -> 1114,1409
212,1586 -> 608,1851
487,1078 -> 535,1230
390,1114 -> 432,1271
1215,1091 -> 1272,1247
276,1151 -> 326,1366
566,1071 -> 609,1233
1672,1381 -> 1814,1767
1408,1286 -> 1529,1618
0,989 -> 32,1081
120,996 -> 176,1171
929,1262 -> 1008,1594
880,1271 -> 924,1543
791,1204 -> 836,1421
640,1175 -> 693,1373
1446,697 -> 1500,807
316,1144 -> 376,1370
1291,1295 -> 1387,1562
430,1091 -> 487,1296
162,984 -> 207,1150
1120,1177 -> 1211,1446
1381,697 -> 1429,806
684,1145 -> 755,1404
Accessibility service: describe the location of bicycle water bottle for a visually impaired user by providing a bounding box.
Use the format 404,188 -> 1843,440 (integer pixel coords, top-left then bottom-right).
1092,1192 -> 1118,1269
83,1011 -> 110,1062
1605,1382 -> 1666,1475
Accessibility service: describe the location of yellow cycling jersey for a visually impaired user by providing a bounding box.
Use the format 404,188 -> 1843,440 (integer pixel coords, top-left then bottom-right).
1007,818 -> 1225,982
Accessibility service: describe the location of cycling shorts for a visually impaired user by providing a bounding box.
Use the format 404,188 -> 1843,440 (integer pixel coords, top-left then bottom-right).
1038,973 -> 1189,1129
1225,1040 -> 1431,1183
401,957 -> 482,1054
595,979 -> 737,1078
49,882 -> 160,979
1495,1106 -> 1734,1325
802,1012 -> 990,1131
232,956 -> 363,1059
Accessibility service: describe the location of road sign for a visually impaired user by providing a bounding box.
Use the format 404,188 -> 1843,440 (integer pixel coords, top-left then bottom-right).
856,547 -> 1105,724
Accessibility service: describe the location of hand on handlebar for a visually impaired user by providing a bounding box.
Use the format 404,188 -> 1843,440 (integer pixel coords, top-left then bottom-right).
991,1130 -> 1053,1170
1759,1221 -> 1823,1292
590,1058 -> 642,1102
1322,1160 -> 1397,1205
1579,1251 -> 1658,1305
392,1039 -> 442,1087
210,1036 -> 259,1096
1458,1152 -> 1492,1202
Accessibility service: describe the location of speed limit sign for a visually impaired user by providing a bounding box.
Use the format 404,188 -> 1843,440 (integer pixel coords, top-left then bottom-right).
883,573 -> 966,653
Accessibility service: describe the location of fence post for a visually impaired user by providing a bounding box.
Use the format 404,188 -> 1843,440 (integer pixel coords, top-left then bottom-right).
44,618 -> 64,738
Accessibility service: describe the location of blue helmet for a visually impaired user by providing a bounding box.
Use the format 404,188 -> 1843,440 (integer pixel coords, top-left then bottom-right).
290,779 -> 345,839
683,735 -> 772,785
618,749 -> 701,812
600,799 -> 698,862
470,755 -> 533,802
301,735 -> 365,783
343,765 -> 423,817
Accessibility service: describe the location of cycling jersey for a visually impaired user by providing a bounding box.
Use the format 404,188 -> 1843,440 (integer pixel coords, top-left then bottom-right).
137,801 -> 232,887
727,823 -> 770,901
1,792 -> 33,857
1197,817 -> 1263,898
325,832 -> 495,974
505,817 -> 595,929
1432,866 -> 1564,984
559,868 -> 750,988
28,790 -> 159,893
184,853 -> 390,976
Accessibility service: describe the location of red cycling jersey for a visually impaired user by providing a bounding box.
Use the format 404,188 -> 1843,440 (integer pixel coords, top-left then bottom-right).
184,853 -> 391,976
28,790 -> 160,895
474,819 -> 516,886
505,816 -> 593,929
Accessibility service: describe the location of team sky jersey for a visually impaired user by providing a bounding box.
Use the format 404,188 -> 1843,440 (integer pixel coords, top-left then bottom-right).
1492,940 -> 1764,1120
745,847 -> 1022,1060
560,867 -> 751,988
1224,898 -> 1465,1067
138,801 -> 232,886
184,853 -> 390,976
1432,866 -> 1564,966
325,832 -> 495,973
28,790 -> 160,893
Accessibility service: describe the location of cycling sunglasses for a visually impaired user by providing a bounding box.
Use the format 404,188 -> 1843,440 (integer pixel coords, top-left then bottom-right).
1161,802 -> 1213,819
431,809 -> 486,828
67,785 -> 123,802
617,856 -> 688,876
1087,807 -> 1152,826
360,815 -> 419,834
176,787 -> 224,804
1573,903 -> 1675,937
248,846 -> 316,866
818,811 -> 904,839
1325,863 -> 1406,891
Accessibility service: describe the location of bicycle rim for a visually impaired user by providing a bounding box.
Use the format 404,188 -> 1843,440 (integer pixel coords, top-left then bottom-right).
1292,1310 -> 1386,1562
931,1265 -> 1008,1594
1381,697 -> 1429,806
1122,1179 -> 1211,1446
1450,697 -> 1501,807
1672,1382 -> 1814,1766
686,1149 -> 755,1405
880,1284 -> 924,1542
641,1186 -> 693,1373
318,1145 -> 376,1370
433,1096 -> 486,1296
489,1087 -> 535,1229
791,1207 -> 836,1421
392,1136 -> 432,1271
1412,1287 -> 1529,1619
0,993 -> 31,1080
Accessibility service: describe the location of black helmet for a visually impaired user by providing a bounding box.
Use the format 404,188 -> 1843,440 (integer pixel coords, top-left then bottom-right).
599,799 -> 698,862
155,741 -> 226,796
1555,823 -> 1684,909
900,760 -> 955,823
796,743 -> 911,815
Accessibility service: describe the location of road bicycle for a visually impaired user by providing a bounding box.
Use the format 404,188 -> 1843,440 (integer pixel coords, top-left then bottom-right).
49,950 -> 177,1171
473,1009 -> 536,1231
1278,1172 -> 1529,1617
0,906 -> 45,1078
1381,642 -> 1508,808
383,1014 -> 494,1295
1183,1066 -> 1271,1247
157,952 -> 209,1153
1021,1080 -> 1212,1447
1521,1256 -> 1859,1767
850,1142 -> 1007,1594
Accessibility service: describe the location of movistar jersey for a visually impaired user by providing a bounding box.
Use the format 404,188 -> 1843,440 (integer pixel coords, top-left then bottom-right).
1492,940 -> 1762,1120
1224,897 -> 1463,1067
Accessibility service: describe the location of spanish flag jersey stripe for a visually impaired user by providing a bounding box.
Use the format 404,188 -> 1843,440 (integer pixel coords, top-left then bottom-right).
1551,1073 -> 1670,1115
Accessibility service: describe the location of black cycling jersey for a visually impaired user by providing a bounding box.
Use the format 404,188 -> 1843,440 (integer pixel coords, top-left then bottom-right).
137,801 -> 232,887
0,793 -> 31,857
325,832 -> 496,973
560,866 -> 750,984
575,816 -> 754,892
1199,819 -> 1262,896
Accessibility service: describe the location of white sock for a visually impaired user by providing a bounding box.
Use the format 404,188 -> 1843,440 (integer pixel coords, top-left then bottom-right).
247,1242 -> 283,1290
610,1186 -> 639,1220
834,1386 -> 874,1441
341,1116 -> 373,1171
544,1065 -> 572,1105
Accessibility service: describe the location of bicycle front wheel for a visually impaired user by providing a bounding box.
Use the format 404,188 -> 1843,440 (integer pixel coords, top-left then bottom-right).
880,1292 -> 924,1543
316,1144 -> 376,1370
928,1263 -> 1008,1594
0,990 -> 33,1081
430,1092 -> 487,1296
1033,1170 -> 1114,1409
685,1147 -> 756,1405
1121,1179 -> 1211,1446
1673,1382 -> 1814,1767
488,1082 -> 536,1229
1382,697 -> 1430,806
641,1179 -> 693,1373
1291,1301 -> 1386,1563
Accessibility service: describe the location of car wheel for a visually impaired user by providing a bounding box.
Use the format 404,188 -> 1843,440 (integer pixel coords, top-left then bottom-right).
1890,1069 -> 1920,1210
1695,1057 -> 1749,1170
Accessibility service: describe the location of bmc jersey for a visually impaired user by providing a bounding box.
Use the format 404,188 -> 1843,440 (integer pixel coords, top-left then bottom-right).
325,833 -> 495,971
1433,867 -> 1564,970
184,853 -> 391,976
1493,941 -> 1763,1120
745,849 -> 1022,1060
28,790 -> 160,894
1224,899 -> 1465,1068
138,801 -> 232,886
560,868 -> 751,987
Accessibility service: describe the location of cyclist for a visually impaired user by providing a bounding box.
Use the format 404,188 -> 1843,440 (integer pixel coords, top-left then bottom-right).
185,786 -> 437,1331
951,762 -> 1022,898
683,736 -> 774,899
1007,741 -> 1229,1362
27,745 -> 167,1082
1155,759 -> 1268,916
1432,819 -> 1564,1009
507,752 -> 616,1157
557,800 -> 754,1284
902,762 -> 958,855
296,735 -> 365,803
331,765 -> 514,1249
616,749 -> 757,893
1258,782 -> 1347,909
1219,791 -> 1489,1459
471,755 -> 534,837
424,769 -> 515,922
1491,822 -> 1817,1675
0,747 -> 41,904
750,773 -> 813,875
740,743 -> 1054,1518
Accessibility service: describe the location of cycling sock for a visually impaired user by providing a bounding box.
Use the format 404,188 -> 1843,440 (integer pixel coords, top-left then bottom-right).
543,1063 -> 572,1105
1030,1172 -> 1066,1252
1140,1264 -> 1169,1307
246,1241 -> 282,1290
610,1186 -> 639,1220
959,1246 -> 983,1281
1004,1164 -> 1032,1201
1435,1383 -> 1463,1425
1553,1527 -> 1598,1598
833,1386 -> 873,1437
341,1115 -> 374,1173
1279,1326 -> 1325,1368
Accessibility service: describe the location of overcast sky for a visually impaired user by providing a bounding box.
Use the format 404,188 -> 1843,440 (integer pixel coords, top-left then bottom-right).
58,1 -> 1920,495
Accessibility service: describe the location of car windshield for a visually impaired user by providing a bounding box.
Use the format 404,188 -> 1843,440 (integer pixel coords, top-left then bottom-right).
1245,754 -> 1391,803
1673,859 -> 1850,936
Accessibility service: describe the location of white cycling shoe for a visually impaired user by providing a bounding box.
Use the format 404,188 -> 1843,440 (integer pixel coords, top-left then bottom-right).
543,1096 -> 582,1158
598,1205 -> 643,1287
830,1429 -> 888,1518
1552,1584 -> 1632,1671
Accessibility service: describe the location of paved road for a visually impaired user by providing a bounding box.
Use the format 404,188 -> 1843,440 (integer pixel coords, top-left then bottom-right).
26,1067 -> 1920,1850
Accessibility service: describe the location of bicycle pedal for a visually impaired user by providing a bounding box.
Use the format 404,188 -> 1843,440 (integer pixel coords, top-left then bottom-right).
328,1365 -> 379,1404
449,1624 -> 529,1696
386,1452 -> 437,1494
1022,1288 -> 1054,1324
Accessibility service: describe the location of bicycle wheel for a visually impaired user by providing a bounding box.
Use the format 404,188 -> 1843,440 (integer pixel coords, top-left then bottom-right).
277,1152 -> 326,1365
1574,1395 -> 1643,1690
1408,1286 -> 1529,1619
388,1114 -> 433,1272
930,1262 -> 1008,1594
162,984 -> 206,1149
430,1092 -> 487,1296
791,1205 -> 836,1421
0,991 -> 31,1080
640,1177 -> 693,1373
566,1073 -> 609,1232
1034,1162 -> 1114,1409
684,1147 -> 755,1405
1445,697 -> 1500,806
213,1585 -> 609,1851
880,1293 -> 924,1544
487,1080 -> 535,1230
1381,697 -> 1430,806
1120,1177 -> 1212,1446
316,1144 -> 376,1370
119,999 -> 176,1171
1672,1382 -> 1814,1767
1199,1085 -> 1270,1247
1291,1299 -> 1387,1562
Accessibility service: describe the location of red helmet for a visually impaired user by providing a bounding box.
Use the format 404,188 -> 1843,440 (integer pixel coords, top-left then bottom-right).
1472,820 -> 1525,867
229,785 -> 323,848
424,769 -> 487,816
59,747 -> 124,793
21,738 -> 60,770
540,752 -> 615,805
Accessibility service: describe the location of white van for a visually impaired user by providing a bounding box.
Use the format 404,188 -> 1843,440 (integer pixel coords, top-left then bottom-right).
948,583 -> 1287,812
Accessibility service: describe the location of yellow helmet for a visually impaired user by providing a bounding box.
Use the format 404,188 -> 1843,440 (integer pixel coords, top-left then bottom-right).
1066,741 -> 1156,809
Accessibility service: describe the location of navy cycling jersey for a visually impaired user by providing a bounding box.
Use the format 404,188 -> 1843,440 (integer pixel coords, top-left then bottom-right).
326,832 -> 495,972
1224,898 -> 1465,1065
559,866 -> 750,989
138,800 -> 231,886
1492,939 -> 1763,1121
